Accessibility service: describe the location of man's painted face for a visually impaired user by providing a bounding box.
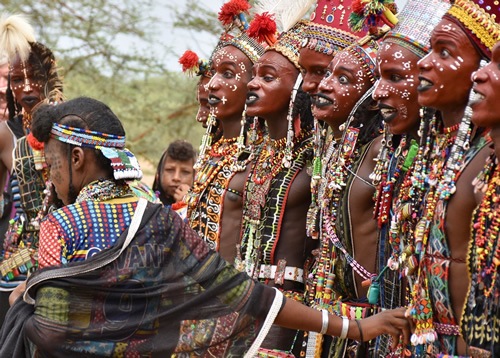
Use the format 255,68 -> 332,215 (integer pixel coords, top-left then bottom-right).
9,56 -> 45,115
207,45 -> 252,121
312,50 -> 373,129
196,75 -> 211,127
299,47 -> 332,95
246,50 -> 299,120
417,18 -> 481,112
470,42 -> 500,129
373,43 -> 421,135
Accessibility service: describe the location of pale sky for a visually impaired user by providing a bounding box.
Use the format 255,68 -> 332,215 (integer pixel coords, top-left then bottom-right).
163,0 -> 408,72
163,0 -> 223,71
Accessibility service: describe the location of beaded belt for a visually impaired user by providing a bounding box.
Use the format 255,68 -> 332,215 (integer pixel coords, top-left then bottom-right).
433,322 -> 461,336
257,264 -> 304,284
331,300 -> 377,320
257,347 -> 295,357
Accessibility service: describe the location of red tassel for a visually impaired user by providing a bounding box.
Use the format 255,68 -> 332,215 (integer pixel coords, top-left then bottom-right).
26,132 -> 44,151
247,12 -> 277,44
352,0 -> 366,15
218,0 -> 251,26
178,50 -> 200,73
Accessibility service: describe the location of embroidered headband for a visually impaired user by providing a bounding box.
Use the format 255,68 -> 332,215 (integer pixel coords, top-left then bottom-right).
50,123 -> 143,180
384,0 -> 451,58
224,32 -> 266,64
346,37 -> 379,84
268,20 -> 310,70
445,0 -> 500,59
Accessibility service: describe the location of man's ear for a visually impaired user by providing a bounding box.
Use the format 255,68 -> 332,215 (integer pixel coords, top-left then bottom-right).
71,147 -> 86,170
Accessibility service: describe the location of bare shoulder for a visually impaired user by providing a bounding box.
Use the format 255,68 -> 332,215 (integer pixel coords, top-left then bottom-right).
0,121 -> 14,151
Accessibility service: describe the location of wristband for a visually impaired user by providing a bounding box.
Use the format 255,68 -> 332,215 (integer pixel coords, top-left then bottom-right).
340,316 -> 349,339
320,309 -> 329,335
355,319 -> 364,342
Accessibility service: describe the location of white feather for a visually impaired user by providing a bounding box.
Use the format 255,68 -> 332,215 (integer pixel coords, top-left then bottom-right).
0,14 -> 36,64
253,0 -> 314,32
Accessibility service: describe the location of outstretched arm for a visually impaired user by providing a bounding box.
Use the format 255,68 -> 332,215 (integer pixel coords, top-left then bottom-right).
274,297 -> 410,346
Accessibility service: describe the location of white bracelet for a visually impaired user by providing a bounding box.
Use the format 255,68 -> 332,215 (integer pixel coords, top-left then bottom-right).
320,309 -> 329,335
340,316 -> 349,339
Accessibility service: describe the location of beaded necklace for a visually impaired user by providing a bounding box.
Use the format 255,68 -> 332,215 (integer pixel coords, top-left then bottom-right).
237,130 -> 313,275
186,136 -> 239,212
76,179 -> 133,203
462,153 -> 500,352
306,124 -> 372,307
408,97 -> 485,350
470,154 -> 499,299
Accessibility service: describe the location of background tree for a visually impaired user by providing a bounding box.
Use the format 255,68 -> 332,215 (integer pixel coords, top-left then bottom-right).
0,0 -> 208,181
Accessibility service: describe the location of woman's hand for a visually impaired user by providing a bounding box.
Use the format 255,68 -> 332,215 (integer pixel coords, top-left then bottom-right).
9,280 -> 26,305
353,307 -> 411,348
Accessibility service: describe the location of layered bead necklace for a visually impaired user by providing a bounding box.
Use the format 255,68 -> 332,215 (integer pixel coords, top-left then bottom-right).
306,124 -> 373,307
76,179 -> 133,203
462,152 -> 500,350
237,130 -> 312,275
470,153 -> 500,299
185,136 -> 239,212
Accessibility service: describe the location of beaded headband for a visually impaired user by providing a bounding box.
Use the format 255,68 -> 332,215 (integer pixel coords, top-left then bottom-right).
51,123 -> 143,180
383,0 -> 451,58
268,20 -> 309,70
445,0 -> 500,58
224,32 -> 265,64
347,37 -> 379,84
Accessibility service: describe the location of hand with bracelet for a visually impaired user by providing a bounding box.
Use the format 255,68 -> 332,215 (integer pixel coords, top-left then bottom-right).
274,298 -> 410,347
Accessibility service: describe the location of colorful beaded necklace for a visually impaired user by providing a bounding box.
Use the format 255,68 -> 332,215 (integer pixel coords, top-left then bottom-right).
470,153 -> 500,299
237,130 -> 313,275
76,179 -> 133,203
462,152 -> 500,351
186,136 -> 239,212
408,95 -> 481,350
306,123 -> 371,307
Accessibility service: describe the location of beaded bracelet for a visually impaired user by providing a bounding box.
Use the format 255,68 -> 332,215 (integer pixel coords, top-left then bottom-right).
340,316 -> 349,339
320,309 -> 329,335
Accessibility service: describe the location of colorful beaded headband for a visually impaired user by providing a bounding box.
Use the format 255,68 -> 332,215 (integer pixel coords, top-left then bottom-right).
446,0 -> 500,58
347,38 -> 379,84
224,32 -> 265,64
384,0 -> 451,58
51,123 -> 125,149
301,23 -> 359,56
268,20 -> 309,70
51,123 -> 143,180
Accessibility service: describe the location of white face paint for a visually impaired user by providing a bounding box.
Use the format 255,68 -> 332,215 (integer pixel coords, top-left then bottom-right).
373,42 -> 422,135
207,45 -> 253,120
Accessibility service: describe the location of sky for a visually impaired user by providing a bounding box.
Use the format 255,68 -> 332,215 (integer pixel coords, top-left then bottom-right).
163,0 -> 224,71
163,0 -> 408,72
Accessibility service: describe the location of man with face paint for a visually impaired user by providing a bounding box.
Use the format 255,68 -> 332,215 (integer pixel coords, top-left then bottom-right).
461,41 -> 500,357
185,0 -> 266,262
298,0 -> 364,96
304,33 -> 387,356
0,14 -> 64,324
238,7 -> 318,352
408,0 -> 500,355
370,0 -> 452,355
178,49 -> 215,128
